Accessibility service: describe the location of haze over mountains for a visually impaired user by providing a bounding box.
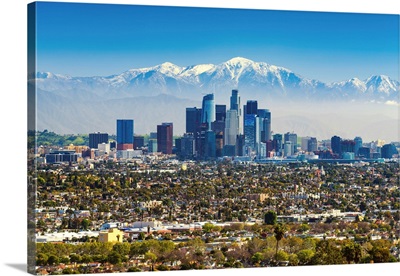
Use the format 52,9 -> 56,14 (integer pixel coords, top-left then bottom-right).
32,57 -> 399,142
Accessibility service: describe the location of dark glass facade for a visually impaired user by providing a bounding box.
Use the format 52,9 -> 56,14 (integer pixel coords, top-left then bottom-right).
116,119 -> 134,148
186,107 -> 202,134
331,135 -> 342,155
89,132 -> 108,149
157,123 -> 173,154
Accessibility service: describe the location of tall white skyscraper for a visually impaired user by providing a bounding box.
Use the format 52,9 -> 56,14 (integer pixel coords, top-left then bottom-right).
224,110 -> 239,146
230,89 -> 242,135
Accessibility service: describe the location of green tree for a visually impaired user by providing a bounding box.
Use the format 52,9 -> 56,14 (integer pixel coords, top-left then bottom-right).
342,242 -> 362,264
145,252 -> 158,271
251,252 -> 264,266
69,254 -> 81,263
264,210 -> 277,225
288,253 -> 299,266
112,242 -> 130,257
138,232 -> 146,241
107,251 -> 122,265
81,254 -> 93,264
59,256 -> 70,264
299,223 -> 310,233
310,240 -> 345,265
47,255 -> 60,265
369,240 -> 392,263
276,250 -> 289,262
212,250 -> 225,265
202,223 -> 214,233
36,253 -> 48,266
81,219 -> 91,230
297,249 -> 315,265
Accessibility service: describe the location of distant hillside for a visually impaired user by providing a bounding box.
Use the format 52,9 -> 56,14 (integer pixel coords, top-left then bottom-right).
34,131 -> 89,147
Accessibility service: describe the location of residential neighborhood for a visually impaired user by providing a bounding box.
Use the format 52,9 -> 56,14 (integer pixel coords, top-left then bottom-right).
29,151 -> 400,274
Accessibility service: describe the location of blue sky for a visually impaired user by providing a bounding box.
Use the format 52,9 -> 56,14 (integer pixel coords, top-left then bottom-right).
35,2 -> 399,83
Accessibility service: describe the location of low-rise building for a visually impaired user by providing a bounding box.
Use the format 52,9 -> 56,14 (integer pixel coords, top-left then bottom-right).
98,228 -> 124,243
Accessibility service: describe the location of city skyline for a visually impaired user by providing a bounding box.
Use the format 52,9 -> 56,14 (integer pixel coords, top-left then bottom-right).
41,90 -> 399,162
36,2 -> 399,83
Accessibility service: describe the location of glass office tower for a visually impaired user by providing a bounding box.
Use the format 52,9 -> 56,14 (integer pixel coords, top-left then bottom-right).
116,119 -> 134,150
201,94 -> 215,130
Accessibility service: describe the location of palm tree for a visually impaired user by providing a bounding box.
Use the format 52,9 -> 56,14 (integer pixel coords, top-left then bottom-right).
274,223 -> 286,262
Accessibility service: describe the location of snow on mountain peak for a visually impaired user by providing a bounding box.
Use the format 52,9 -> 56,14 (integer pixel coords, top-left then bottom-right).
225,57 -> 254,66
155,62 -> 183,75
366,75 -> 391,84
180,64 -> 216,77
36,71 -> 72,80
365,75 -> 398,94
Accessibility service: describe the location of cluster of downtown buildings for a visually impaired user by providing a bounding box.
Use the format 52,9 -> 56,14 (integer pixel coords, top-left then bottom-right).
44,89 -> 399,164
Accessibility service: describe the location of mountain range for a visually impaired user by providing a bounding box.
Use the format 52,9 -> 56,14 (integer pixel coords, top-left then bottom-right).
31,57 -> 399,141
33,57 -> 399,102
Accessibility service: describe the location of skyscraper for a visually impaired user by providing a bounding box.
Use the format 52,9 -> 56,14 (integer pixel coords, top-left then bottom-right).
358,147 -> 371,158
186,107 -> 202,134
381,144 -> 398,158
230,89 -> 242,134
215,105 -> 226,122
257,109 -> 272,142
341,140 -> 355,153
179,133 -> 195,159
236,134 -> 245,156
308,137 -> 318,152
116,119 -> 134,150
243,100 -> 258,156
244,113 -> 257,155
230,89 -> 240,111
204,130 -> 216,159
284,141 -> 293,157
89,132 -> 108,149
301,137 -> 311,151
201,94 -> 215,130
331,135 -> 342,156
134,136 -> 144,149
284,132 -> 298,154
354,136 -> 363,157
148,139 -> 157,153
215,131 -> 224,157
213,104 -> 226,148
157,123 -> 173,154
224,110 -> 239,146
273,134 -> 283,156
266,140 -> 274,158
244,100 -> 258,115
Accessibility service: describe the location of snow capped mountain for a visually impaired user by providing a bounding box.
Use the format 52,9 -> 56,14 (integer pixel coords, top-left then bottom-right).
334,78 -> 366,92
365,75 -> 399,95
36,72 -> 72,80
33,57 -> 399,103
328,74 -> 399,102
